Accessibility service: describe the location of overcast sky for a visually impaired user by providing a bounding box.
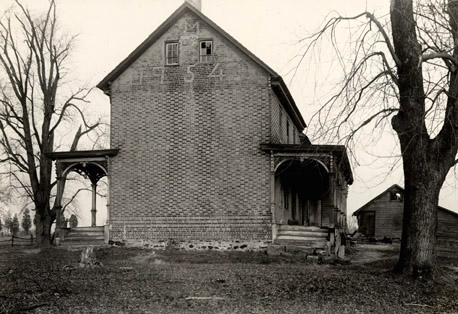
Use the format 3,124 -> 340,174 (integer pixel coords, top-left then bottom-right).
1,0 -> 457,223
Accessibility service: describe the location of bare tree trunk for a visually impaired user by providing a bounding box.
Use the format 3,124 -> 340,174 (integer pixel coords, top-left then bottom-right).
35,211 -> 53,246
395,181 -> 439,277
295,0 -> 458,278
393,129 -> 451,277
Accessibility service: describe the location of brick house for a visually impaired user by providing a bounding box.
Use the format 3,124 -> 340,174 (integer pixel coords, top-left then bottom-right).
353,184 -> 458,255
51,2 -> 353,250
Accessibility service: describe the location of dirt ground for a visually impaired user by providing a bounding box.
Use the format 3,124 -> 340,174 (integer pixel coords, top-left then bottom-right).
1,243 -> 458,313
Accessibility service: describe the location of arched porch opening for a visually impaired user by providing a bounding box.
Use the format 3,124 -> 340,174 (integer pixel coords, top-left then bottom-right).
274,158 -> 330,227
62,161 -> 108,227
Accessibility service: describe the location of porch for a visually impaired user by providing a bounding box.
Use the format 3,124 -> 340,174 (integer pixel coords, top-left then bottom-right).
46,149 -> 119,246
261,144 -> 353,251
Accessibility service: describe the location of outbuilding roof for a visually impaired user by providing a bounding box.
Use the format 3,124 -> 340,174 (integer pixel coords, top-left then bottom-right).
352,184 -> 403,216
352,184 -> 458,217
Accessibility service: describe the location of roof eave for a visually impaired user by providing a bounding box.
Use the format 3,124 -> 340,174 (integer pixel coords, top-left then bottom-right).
352,184 -> 404,216
271,78 -> 307,132
439,206 -> 458,218
97,3 -> 191,95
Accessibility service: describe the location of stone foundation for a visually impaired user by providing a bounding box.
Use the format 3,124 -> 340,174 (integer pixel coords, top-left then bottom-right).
115,238 -> 270,251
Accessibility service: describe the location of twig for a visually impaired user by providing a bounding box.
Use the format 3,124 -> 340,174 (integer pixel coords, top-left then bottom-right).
404,303 -> 433,308
17,303 -> 48,311
185,296 -> 229,300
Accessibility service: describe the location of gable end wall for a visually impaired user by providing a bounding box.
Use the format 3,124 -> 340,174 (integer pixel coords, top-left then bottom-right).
357,191 -> 403,239
108,12 -> 273,249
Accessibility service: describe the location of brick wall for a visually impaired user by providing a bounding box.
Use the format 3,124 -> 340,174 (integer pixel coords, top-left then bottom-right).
108,12 -> 273,248
270,92 -> 301,144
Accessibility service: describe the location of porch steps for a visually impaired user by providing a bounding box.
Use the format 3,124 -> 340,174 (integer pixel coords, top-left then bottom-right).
60,226 -> 105,247
274,225 -> 329,249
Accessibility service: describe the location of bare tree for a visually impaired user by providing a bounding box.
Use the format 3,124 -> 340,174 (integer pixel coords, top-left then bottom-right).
3,211 -> 12,235
295,0 -> 458,277
11,213 -> 19,235
21,207 -> 31,234
0,0 -> 100,245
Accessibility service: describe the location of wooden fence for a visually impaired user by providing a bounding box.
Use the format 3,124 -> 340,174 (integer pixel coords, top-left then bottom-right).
0,234 -> 34,247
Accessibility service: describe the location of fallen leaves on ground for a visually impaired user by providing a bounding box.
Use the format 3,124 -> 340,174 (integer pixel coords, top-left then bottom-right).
1,244 -> 457,313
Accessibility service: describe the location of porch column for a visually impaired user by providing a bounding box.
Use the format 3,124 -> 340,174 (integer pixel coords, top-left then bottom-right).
55,162 -> 64,244
91,183 -> 97,227
106,174 -> 111,224
270,151 -> 279,242
104,173 -> 111,243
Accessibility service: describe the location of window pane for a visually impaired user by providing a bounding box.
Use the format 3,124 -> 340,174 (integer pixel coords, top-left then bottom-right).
166,42 -> 178,65
200,40 -> 213,62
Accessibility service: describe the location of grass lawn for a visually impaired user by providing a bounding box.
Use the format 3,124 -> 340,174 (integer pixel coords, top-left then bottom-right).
1,243 -> 458,313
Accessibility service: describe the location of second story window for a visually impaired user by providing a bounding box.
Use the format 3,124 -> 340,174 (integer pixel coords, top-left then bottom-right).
200,40 -> 213,62
165,42 -> 179,65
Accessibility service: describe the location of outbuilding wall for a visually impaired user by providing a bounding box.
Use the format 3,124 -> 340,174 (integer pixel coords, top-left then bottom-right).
437,209 -> 458,256
356,187 -> 458,256
356,189 -> 403,239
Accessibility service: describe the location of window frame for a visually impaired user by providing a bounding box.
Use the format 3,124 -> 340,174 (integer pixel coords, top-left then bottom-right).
199,39 -> 214,63
165,41 -> 179,66
390,191 -> 403,201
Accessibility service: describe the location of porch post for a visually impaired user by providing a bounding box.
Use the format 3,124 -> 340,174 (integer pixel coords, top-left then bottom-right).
270,151 -> 278,242
55,161 -> 64,244
104,172 -> 111,243
91,183 -> 97,227
106,174 -> 111,223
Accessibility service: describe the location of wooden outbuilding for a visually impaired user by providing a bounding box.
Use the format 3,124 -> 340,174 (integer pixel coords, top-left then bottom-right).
353,185 -> 458,255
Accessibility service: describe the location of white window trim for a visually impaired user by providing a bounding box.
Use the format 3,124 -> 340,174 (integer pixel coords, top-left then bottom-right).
165,42 -> 179,65
200,40 -> 213,63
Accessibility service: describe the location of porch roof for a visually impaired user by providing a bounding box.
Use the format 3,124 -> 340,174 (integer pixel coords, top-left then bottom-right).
260,143 -> 353,184
46,149 -> 120,161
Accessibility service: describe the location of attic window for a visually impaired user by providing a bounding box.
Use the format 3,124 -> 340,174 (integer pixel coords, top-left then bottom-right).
200,40 -> 213,62
390,192 -> 403,201
165,42 -> 179,65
